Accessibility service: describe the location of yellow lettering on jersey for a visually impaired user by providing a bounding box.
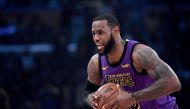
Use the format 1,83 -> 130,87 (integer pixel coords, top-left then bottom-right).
105,73 -> 134,87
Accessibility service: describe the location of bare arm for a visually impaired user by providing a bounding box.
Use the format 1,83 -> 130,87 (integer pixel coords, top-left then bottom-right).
132,44 -> 181,102
87,54 -> 102,86
84,54 -> 102,108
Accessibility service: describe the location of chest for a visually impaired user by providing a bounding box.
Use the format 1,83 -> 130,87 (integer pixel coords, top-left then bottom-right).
101,63 -> 135,87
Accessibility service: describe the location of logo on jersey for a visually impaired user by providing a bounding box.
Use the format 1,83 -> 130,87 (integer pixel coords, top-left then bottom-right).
105,73 -> 134,87
121,64 -> 130,68
102,66 -> 109,71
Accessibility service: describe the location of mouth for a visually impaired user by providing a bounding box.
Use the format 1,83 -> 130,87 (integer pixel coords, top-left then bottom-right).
96,44 -> 104,51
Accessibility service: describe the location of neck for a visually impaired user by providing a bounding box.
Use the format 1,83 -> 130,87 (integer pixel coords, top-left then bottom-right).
107,36 -> 125,64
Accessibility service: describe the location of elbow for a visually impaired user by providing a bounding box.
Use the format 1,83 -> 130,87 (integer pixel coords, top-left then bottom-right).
175,80 -> 181,92
172,78 -> 181,92
168,76 -> 181,93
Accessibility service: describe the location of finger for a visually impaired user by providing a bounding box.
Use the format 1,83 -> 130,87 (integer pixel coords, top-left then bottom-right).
90,94 -> 98,102
92,93 -> 98,100
89,95 -> 98,107
92,102 -> 98,107
89,97 -> 98,106
92,105 -> 98,109
113,104 -> 117,109
116,84 -> 123,91
102,100 -> 115,109
116,84 -> 125,94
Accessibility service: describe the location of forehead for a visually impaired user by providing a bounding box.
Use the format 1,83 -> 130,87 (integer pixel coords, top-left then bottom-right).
91,20 -> 110,31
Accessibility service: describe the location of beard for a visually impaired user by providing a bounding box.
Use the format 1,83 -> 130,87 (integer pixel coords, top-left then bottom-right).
98,34 -> 115,56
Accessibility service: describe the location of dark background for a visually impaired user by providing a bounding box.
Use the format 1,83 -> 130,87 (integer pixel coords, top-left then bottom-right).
0,0 -> 189,109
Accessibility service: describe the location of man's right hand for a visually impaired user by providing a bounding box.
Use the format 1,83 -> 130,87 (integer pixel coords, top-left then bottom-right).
87,92 -> 99,109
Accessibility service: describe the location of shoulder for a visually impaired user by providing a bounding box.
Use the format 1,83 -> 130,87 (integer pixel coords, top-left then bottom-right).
132,44 -> 157,56
132,44 -> 160,70
87,54 -> 102,85
88,54 -> 99,69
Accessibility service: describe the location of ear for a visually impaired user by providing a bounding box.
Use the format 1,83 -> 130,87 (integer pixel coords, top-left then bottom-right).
112,26 -> 119,34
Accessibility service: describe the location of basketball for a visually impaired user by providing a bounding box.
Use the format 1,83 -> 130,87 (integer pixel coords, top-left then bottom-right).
96,83 -> 119,109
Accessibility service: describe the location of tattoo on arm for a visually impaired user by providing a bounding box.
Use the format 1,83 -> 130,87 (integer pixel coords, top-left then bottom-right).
135,46 -> 158,70
135,45 -> 172,79
133,45 -> 180,102
87,54 -> 102,85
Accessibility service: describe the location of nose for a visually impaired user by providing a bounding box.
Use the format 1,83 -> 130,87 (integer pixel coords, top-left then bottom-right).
93,34 -> 100,42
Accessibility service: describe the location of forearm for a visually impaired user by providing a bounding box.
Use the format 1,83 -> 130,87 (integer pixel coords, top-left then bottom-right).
133,75 -> 181,102
83,79 -> 100,105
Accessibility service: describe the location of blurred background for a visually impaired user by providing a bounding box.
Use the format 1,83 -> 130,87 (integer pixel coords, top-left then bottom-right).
0,0 -> 190,109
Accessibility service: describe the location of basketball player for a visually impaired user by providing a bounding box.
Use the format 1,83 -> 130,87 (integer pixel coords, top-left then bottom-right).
82,14 -> 181,109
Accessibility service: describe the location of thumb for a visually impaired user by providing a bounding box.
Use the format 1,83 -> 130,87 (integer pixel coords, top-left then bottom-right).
116,84 -> 123,92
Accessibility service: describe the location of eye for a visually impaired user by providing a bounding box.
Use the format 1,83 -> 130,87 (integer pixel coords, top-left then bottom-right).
92,32 -> 95,36
97,30 -> 103,35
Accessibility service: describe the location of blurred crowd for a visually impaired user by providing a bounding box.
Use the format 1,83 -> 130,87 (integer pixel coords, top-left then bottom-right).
0,0 -> 190,109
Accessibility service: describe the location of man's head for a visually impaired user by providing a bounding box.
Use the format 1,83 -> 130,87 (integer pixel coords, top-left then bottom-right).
91,14 -> 120,55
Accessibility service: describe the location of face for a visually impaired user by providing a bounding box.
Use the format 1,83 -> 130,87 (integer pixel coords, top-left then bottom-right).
91,20 -> 115,55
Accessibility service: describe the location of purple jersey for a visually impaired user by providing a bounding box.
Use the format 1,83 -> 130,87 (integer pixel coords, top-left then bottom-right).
99,40 -> 179,109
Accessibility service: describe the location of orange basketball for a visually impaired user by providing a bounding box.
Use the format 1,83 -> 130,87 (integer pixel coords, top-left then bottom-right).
96,83 -> 119,109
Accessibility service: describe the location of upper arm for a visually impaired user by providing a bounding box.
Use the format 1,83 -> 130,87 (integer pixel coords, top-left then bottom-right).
131,44 -> 181,102
87,54 -> 102,86
132,44 -> 161,79
132,44 -> 180,83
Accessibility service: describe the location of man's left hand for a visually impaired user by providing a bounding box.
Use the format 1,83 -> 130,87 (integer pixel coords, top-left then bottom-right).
102,84 -> 135,109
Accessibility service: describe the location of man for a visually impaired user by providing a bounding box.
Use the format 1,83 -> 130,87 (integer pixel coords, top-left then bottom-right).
82,13 -> 181,109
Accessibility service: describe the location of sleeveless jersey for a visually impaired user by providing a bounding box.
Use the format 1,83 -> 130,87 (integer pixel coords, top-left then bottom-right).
99,40 -> 178,109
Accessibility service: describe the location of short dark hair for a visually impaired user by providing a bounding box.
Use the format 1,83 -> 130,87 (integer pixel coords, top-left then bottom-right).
93,13 -> 120,28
